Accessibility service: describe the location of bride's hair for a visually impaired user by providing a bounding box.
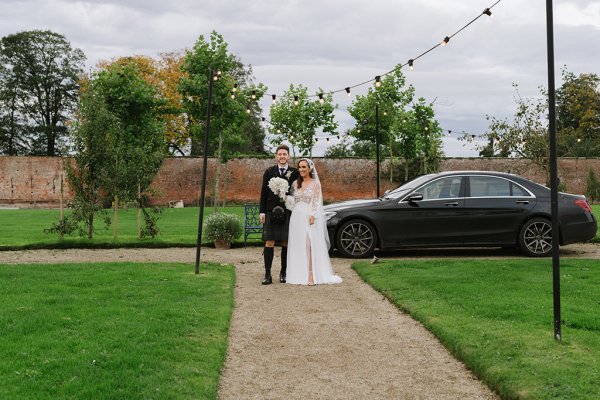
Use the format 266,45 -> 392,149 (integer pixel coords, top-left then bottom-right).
296,159 -> 314,189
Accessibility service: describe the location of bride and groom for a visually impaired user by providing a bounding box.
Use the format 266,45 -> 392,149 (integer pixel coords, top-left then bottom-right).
259,144 -> 342,286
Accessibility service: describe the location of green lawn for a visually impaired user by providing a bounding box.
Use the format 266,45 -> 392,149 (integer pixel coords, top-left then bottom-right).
0,205 -> 597,250
354,258 -> 600,400
0,206 -> 261,249
0,262 -> 235,400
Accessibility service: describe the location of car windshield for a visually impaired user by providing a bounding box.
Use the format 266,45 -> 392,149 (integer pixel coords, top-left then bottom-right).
382,174 -> 436,199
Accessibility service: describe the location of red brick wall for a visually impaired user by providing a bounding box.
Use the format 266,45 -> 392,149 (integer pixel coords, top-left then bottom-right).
1,156 -> 599,208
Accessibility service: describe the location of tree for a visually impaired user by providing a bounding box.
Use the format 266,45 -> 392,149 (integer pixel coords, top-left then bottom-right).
98,52 -> 192,156
180,31 -> 267,158
92,62 -> 167,239
47,87 -> 118,239
269,84 -> 338,158
463,84 -> 551,182
180,31 -> 268,208
0,62 -> 27,155
0,30 -> 85,155
556,68 -> 600,157
347,66 -> 442,182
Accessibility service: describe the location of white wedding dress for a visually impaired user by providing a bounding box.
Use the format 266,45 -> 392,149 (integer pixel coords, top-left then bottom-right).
286,179 -> 342,285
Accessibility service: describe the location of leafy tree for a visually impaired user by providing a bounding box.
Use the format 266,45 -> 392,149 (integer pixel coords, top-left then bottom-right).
269,84 -> 338,158
323,134 -> 354,158
556,68 -> 600,157
47,88 -> 118,238
0,30 -> 85,155
180,31 -> 267,158
98,52 -> 192,156
180,31 -> 267,208
92,62 -> 167,239
465,83 -> 562,184
0,63 -> 27,155
347,66 -> 442,182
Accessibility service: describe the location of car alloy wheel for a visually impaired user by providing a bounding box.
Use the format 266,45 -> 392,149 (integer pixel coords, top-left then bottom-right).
336,219 -> 377,258
519,217 -> 552,257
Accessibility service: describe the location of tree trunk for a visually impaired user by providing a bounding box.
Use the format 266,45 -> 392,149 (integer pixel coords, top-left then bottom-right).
222,162 -> 228,208
389,146 -> 394,183
213,133 -> 223,211
137,180 -> 141,240
87,214 -> 94,239
113,194 -> 118,241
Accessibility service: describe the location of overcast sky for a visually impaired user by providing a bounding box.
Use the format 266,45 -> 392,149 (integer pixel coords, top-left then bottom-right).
1,0 -> 598,156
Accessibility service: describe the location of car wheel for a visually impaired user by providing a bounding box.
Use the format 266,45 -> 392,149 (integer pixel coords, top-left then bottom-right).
336,219 -> 377,258
518,217 -> 552,257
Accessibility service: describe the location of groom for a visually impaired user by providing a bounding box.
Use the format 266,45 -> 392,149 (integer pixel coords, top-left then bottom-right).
259,144 -> 299,284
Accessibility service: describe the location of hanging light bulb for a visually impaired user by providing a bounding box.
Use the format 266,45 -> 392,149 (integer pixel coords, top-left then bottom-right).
318,93 -> 324,104
261,117 -> 266,122
345,87 -> 351,97
251,90 -> 256,100
408,59 -> 414,71
337,135 -> 340,139
315,138 -> 319,142
213,70 -> 221,81
483,8 -> 493,17
357,128 -> 361,133
230,91 -> 235,99
441,36 -> 450,46
232,83 -> 238,92
447,130 -> 452,136
383,110 -> 388,116
271,94 -> 276,103
246,106 -> 251,114
326,137 -> 330,142
577,137 -> 582,142
277,129 -> 282,134
294,95 -> 299,106
375,76 -> 381,88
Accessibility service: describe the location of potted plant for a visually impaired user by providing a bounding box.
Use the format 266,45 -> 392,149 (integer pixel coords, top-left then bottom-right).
203,212 -> 243,249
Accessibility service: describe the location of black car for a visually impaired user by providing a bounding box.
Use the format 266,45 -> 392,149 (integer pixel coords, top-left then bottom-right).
325,171 -> 597,258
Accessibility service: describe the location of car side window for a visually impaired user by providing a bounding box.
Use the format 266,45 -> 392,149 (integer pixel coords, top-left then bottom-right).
469,176 -> 530,197
420,177 -> 462,200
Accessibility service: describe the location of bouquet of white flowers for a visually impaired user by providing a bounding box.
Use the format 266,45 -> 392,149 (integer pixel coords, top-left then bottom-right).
268,177 -> 289,200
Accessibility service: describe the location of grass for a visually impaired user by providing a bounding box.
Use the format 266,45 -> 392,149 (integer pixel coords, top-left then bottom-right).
0,206 -> 263,250
353,258 -> 600,400
0,205 -> 597,250
0,261 -> 235,400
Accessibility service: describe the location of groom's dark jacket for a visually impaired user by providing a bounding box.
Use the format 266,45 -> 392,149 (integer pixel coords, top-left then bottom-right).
259,165 -> 299,214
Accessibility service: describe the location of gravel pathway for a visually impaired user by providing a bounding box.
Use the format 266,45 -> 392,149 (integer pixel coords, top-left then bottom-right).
2,243 -> 598,399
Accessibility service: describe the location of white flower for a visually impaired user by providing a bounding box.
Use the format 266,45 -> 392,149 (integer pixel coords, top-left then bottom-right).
268,177 -> 289,199
285,171 -> 292,179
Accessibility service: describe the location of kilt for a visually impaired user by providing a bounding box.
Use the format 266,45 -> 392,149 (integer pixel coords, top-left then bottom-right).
262,208 -> 292,242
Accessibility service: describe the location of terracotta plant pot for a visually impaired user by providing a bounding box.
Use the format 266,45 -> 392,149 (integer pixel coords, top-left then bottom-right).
214,239 -> 231,249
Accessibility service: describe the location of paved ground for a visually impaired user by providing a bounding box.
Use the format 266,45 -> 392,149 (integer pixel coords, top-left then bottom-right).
2,243 -> 598,399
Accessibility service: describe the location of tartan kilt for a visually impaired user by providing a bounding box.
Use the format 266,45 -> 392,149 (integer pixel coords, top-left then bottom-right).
262,208 -> 291,242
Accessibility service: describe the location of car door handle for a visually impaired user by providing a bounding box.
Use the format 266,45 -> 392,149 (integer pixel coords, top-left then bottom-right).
516,200 -> 530,205
444,202 -> 459,206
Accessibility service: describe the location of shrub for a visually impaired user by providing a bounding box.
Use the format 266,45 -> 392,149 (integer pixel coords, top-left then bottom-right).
203,212 -> 243,243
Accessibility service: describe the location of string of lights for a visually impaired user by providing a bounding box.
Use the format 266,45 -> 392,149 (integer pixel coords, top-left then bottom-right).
227,1 -> 501,103
224,1 -> 502,149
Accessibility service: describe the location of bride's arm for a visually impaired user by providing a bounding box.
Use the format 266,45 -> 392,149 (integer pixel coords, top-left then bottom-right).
285,181 -> 297,210
310,181 -> 322,218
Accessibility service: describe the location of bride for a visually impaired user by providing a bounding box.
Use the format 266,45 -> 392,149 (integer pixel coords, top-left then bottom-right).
285,158 -> 342,286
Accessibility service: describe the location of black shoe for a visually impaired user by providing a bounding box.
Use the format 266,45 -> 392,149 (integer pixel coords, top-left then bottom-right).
279,274 -> 286,283
262,275 -> 272,285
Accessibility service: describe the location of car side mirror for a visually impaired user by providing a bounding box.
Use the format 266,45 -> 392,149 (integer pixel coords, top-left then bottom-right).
383,189 -> 391,196
406,193 -> 423,203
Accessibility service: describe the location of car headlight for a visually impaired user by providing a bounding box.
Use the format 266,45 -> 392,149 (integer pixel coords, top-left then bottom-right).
325,211 -> 337,221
